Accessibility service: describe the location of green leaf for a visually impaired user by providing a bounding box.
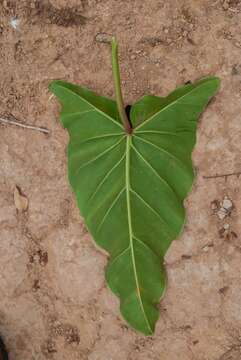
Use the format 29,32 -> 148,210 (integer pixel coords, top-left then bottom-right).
49,58 -> 220,335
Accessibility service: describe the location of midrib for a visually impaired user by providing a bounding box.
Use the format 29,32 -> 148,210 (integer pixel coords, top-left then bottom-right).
125,135 -> 152,334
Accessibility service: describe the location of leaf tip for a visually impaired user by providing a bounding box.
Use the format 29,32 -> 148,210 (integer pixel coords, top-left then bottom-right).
212,76 -> 221,90
48,80 -> 60,94
205,76 -> 221,93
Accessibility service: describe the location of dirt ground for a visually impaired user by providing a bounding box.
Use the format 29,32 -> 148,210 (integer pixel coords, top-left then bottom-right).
0,0 -> 241,359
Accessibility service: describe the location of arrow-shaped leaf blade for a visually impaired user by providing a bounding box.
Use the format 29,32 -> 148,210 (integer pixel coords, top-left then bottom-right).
50,75 -> 220,335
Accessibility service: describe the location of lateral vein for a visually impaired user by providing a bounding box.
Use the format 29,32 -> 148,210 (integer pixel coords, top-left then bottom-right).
131,143 -> 180,202
75,136 -> 125,173
55,83 -> 123,128
135,80 -> 213,130
96,187 -> 126,233
134,135 -> 186,169
88,152 -> 126,203
130,188 -> 173,237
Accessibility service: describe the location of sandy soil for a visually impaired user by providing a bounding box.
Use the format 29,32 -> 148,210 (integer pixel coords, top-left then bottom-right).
0,0 -> 241,359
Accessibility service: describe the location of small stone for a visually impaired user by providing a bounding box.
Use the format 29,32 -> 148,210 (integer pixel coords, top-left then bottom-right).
222,197 -> 233,211
95,33 -> 112,44
10,17 -> 20,30
202,246 -> 209,252
202,243 -> 213,251
223,223 -> 230,230
217,208 -> 227,220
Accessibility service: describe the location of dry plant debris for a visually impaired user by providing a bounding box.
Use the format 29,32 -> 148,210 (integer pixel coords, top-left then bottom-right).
13,185 -> 28,213
211,195 -> 234,220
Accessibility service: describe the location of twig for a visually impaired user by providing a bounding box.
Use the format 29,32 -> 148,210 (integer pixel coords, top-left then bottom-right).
0,117 -> 50,134
203,171 -> 241,181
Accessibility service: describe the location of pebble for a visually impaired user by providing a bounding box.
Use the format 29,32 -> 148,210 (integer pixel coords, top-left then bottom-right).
222,196 -> 233,211
223,223 -> 230,230
217,208 -> 228,220
202,246 -> 209,252
10,17 -> 20,30
95,33 -> 112,44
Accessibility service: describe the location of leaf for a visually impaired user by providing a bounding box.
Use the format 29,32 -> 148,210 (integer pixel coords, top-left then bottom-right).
14,185 -> 28,212
49,75 -> 220,335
